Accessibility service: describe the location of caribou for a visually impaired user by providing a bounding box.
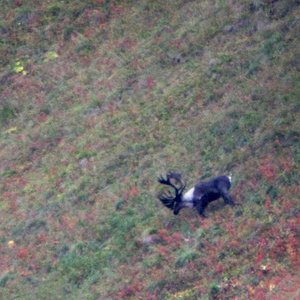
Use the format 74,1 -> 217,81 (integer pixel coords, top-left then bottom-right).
157,171 -> 235,217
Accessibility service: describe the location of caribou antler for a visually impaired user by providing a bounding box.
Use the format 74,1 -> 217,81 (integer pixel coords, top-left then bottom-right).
159,172 -> 186,194
157,172 -> 186,210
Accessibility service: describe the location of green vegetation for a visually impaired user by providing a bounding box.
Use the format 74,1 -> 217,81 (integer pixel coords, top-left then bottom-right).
0,0 -> 299,299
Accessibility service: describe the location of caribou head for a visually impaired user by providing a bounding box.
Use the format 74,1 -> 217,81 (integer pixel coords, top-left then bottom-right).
157,171 -> 188,215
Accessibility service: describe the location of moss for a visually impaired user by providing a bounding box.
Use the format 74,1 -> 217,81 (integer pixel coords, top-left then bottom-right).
0,106 -> 15,125
175,248 -> 199,268
75,40 -> 94,55
261,31 -> 286,60
0,273 -> 16,287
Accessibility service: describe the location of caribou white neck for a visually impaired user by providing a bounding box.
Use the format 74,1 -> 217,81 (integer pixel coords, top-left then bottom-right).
183,187 -> 194,201
181,187 -> 195,208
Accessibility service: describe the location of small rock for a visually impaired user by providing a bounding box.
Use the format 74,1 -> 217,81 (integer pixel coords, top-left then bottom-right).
79,158 -> 89,169
84,107 -> 101,117
249,3 -> 258,13
172,53 -> 183,64
223,25 -> 234,33
209,58 -> 221,67
142,234 -> 161,246
8,240 -> 15,248
212,73 -> 221,81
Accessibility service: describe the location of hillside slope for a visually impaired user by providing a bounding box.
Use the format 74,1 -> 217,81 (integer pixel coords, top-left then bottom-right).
0,0 -> 299,299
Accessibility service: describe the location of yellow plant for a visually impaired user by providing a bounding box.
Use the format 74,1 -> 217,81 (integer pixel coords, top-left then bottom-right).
13,61 -> 27,75
167,287 -> 197,300
5,127 -> 17,134
45,51 -> 59,62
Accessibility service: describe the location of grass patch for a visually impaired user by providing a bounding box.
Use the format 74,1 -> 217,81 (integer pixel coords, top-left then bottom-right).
57,242 -> 102,285
0,0 -> 299,299
0,106 -> 15,125
175,247 -> 199,268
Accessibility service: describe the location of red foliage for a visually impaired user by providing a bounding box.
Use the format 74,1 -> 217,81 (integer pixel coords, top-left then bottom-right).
107,103 -> 116,116
82,8 -> 101,20
100,57 -> 117,70
186,261 -> 198,272
259,164 -> 277,182
157,229 -> 182,248
60,215 -> 77,231
34,95 -> 46,106
118,38 -> 137,51
297,213 -> 300,226
110,3 -> 126,16
3,191 -> 14,199
215,263 -> 225,273
157,246 -> 170,256
37,233 -> 48,244
10,198 -> 18,212
270,237 -> 286,260
73,86 -> 86,97
189,223 -> 197,232
287,234 -> 299,263
18,177 -> 27,188
269,276 -> 283,286
129,186 -> 139,197
17,248 -> 29,260
100,79 -> 113,91
265,196 -> 272,210
37,112 -> 48,122
124,185 -> 139,200
253,287 -> 267,300
259,156 -> 278,182
158,228 -> 168,239
130,58 -> 146,73
145,294 -> 158,300
14,0 -> 22,6
170,39 -> 182,49
154,34 -> 162,45
145,76 -> 156,89
224,221 -> 235,235
117,283 -> 142,298
171,232 -> 182,245
258,237 -> 267,249
278,157 -> 293,173
84,28 -> 94,38
280,198 -> 294,214
200,218 -> 213,229
3,190 -> 19,212
16,134 -> 27,142
256,252 -> 264,264
162,235 -> 173,244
